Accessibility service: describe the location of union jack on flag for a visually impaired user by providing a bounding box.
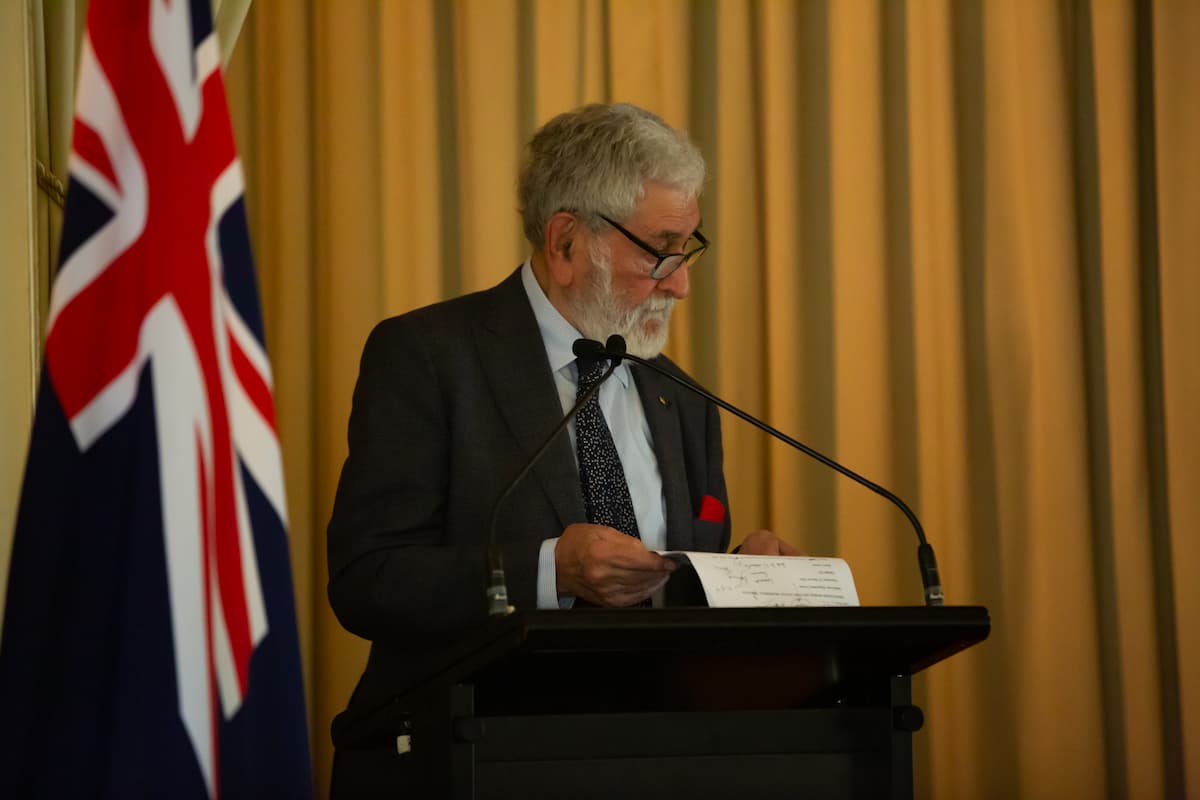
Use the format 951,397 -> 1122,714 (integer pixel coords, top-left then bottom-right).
0,1 -> 312,797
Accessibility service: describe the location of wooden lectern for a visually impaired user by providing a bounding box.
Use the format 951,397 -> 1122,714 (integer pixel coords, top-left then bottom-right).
357,606 -> 989,799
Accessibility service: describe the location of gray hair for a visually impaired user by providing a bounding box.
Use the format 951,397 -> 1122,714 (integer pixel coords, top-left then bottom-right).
518,103 -> 706,249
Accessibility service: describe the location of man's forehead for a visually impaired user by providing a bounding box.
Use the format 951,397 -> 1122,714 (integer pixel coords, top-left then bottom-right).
628,182 -> 702,236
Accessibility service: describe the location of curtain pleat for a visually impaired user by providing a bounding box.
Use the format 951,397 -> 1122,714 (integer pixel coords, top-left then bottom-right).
1152,2 -> 1200,795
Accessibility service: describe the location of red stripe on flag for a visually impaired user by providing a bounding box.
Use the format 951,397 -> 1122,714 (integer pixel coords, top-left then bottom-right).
228,332 -> 277,430
72,120 -> 119,189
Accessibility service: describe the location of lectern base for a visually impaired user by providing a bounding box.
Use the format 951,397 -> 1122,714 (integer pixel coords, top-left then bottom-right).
454,677 -> 916,800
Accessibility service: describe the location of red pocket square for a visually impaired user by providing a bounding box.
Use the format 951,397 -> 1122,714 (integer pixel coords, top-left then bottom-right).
698,495 -> 725,524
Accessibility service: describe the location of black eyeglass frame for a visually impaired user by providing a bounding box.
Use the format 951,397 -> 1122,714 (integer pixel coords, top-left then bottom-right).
597,214 -> 709,280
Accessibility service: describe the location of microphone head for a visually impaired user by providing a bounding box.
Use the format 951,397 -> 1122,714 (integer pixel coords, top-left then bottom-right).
604,334 -> 627,357
572,338 -> 605,358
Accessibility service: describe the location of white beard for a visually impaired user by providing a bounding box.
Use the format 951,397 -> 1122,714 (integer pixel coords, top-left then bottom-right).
568,242 -> 675,359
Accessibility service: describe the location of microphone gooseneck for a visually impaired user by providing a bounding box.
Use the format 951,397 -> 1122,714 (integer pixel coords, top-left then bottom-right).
486,352 -> 622,615
578,334 -> 945,607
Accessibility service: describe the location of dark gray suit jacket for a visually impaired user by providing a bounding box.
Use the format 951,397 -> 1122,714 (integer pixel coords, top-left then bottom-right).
326,267 -> 731,742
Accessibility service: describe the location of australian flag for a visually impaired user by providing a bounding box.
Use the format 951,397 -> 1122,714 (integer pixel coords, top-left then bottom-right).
0,1 -> 312,797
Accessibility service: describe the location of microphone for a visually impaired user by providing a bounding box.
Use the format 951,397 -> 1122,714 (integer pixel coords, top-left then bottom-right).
579,335 -> 945,607
485,350 -> 622,615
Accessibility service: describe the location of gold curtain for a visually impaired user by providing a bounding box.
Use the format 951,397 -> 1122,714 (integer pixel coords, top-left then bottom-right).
224,1 -> 1199,797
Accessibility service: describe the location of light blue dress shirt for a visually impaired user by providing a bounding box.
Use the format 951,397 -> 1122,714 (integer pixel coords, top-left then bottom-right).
521,261 -> 668,608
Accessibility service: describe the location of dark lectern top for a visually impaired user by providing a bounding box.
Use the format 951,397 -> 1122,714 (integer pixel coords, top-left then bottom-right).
404,606 -> 989,715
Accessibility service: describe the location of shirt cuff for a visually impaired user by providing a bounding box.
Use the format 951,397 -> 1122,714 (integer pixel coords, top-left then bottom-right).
537,537 -> 575,609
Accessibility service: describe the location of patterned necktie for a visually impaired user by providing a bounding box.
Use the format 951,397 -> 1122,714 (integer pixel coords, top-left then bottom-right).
574,357 -> 641,539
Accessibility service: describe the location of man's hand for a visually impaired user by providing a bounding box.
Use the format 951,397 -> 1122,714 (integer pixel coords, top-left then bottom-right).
736,529 -> 800,556
555,523 -> 677,606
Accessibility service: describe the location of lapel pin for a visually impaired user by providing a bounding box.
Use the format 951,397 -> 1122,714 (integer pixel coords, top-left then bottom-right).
658,395 -> 671,409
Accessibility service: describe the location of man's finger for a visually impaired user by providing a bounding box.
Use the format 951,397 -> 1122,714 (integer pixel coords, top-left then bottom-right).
590,565 -> 674,593
593,532 -> 676,571
777,539 -> 800,556
608,552 -> 676,572
595,575 -> 671,607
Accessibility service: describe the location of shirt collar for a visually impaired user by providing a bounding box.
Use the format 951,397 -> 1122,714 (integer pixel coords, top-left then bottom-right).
521,258 -> 630,388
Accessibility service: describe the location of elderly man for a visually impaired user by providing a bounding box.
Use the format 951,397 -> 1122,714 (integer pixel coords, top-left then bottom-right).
326,103 -> 793,792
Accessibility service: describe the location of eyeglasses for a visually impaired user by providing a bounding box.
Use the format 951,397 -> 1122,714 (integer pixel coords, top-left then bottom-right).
598,215 -> 710,280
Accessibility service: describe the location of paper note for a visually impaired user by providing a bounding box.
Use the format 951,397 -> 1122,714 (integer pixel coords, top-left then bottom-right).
661,551 -> 859,608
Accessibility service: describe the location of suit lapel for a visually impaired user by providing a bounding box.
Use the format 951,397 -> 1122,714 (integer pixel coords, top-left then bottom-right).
633,363 -> 693,551
475,269 -> 585,531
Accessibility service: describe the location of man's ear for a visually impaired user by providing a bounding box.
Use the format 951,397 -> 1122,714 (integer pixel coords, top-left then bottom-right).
543,212 -> 580,287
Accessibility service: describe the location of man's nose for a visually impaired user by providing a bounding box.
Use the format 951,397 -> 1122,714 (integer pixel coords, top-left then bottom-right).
657,263 -> 689,299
